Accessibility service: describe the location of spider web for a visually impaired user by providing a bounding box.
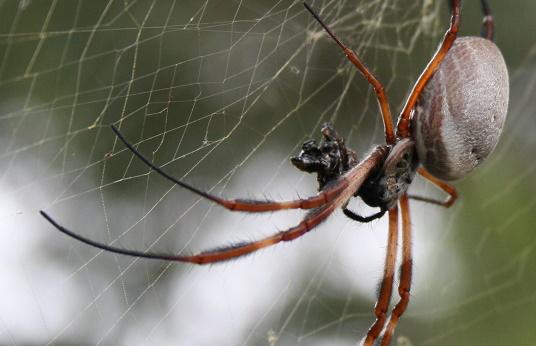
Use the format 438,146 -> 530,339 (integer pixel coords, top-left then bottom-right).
1,0 -> 536,345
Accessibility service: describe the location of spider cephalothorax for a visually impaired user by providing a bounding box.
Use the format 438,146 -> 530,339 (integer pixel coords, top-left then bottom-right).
357,138 -> 420,212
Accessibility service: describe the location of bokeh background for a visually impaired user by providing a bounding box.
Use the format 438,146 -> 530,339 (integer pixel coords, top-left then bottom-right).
1,1 -> 535,345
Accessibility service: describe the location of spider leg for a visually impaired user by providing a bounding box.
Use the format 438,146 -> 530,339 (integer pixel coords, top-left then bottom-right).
480,0 -> 494,41
361,206 -> 398,346
112,125 -> 349,212
342,207 -> 385,223
303,1 -> 395,145
396,0 -> 461,137
379,194 -> 412,346
408,168 -> 458,207
41,146 -> 389,264
40,199 -> 337,264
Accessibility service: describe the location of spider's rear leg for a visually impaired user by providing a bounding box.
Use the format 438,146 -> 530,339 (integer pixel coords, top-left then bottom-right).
480,0 -> 494,41
408,168 -> 458,207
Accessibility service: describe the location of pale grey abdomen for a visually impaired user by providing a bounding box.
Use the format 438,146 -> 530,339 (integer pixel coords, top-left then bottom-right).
412,37 -> 509,181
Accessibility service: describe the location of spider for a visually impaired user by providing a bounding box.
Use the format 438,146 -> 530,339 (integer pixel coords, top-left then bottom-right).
41,0 -> 508,344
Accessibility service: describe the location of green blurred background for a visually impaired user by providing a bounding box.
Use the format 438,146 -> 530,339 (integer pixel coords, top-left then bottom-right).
1,1 -> 535,345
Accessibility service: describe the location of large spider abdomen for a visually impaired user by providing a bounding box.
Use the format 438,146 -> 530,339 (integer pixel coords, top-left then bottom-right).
412,37 -> 509,181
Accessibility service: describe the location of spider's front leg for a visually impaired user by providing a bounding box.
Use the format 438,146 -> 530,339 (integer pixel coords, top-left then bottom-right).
40,140 -> 390,265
